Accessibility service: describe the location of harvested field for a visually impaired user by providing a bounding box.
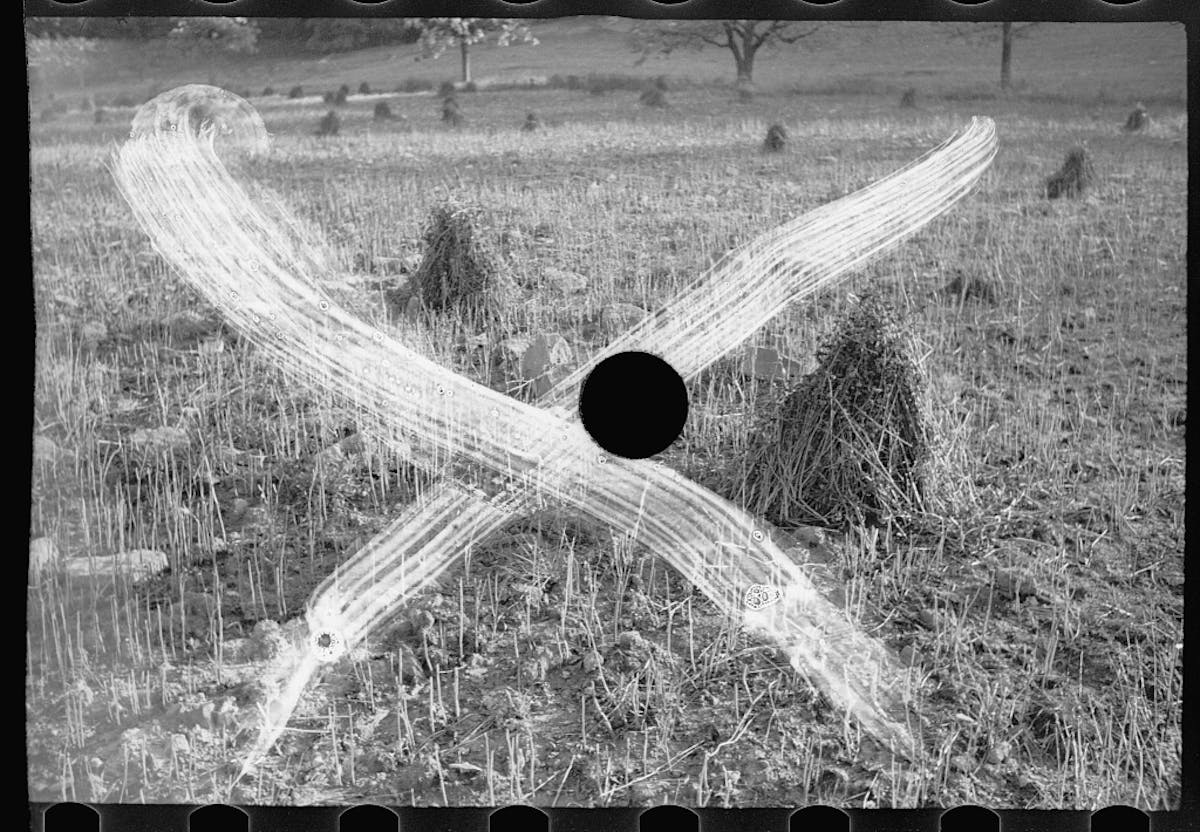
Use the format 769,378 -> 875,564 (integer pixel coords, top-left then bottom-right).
26,19 -> 1184,811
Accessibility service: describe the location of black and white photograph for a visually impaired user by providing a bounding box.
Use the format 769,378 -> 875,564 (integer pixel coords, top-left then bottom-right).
26,13 -> 1184,810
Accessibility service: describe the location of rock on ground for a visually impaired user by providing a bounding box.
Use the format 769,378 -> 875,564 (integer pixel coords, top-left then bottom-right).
739,345 -> 807,383
128,426 -> 190,454
63,549 -> 169,583
599,302 -> 648,334
29,537 -> 59,585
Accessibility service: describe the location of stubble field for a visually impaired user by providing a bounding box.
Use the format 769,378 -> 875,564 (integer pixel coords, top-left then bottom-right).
27,23 -> 1185,810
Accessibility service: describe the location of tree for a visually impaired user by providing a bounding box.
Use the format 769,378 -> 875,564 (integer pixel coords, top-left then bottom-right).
299,19 -> 421,53
168,17 -> 260,55
25,17 -> 173,40
998,22 -> 1041,89
412,18 -> 538,84
629,20 -> 821,88
27,36 -> 98,95
950,22 -> 1039,90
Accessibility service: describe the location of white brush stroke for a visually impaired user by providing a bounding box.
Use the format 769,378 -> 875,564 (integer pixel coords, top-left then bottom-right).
111,85 -> 997,779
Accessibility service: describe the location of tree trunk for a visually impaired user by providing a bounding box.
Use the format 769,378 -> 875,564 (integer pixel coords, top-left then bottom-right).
1000,22 -> 1013,90
724,22 -> 758,87
734,44 -> 756,86
460,37 -> 471,83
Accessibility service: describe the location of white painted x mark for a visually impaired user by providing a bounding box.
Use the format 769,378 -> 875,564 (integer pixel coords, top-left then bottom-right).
114,85 -> 996,774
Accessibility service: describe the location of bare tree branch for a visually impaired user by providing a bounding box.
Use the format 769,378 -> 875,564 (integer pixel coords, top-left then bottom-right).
724,22 -> 744,63
773,25 -> 822,45
697,30 -> 730,50
628,20 -> 822,86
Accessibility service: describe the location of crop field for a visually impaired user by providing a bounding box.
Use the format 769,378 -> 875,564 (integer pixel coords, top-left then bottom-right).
27,20 -> 1184,809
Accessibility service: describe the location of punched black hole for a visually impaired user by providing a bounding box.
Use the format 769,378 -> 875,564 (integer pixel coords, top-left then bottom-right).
578,351 -> 688,460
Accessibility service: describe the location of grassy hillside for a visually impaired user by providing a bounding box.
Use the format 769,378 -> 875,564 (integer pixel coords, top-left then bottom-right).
29,19 -> 1186,107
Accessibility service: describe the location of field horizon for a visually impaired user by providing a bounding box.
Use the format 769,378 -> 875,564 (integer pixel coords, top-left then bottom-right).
28,19 -> 1187,109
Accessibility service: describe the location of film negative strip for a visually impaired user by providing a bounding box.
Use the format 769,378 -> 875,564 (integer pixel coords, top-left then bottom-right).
25,0 -> 1192,831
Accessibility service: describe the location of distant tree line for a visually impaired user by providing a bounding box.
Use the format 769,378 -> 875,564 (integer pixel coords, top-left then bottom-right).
25,18 -> 424,54
27,17 -> 540,85
27,18 -> 1043,93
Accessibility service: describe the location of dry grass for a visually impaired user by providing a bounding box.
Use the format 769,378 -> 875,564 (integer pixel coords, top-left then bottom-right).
1124,104 -> 1149,132
639,87 -> 668,109
410,202 -> 511,328
739,293 -> 934,530
442,95 -> 464,128
27,83 -> 1184,809
315,110 -> 340,137
1044,147 -> 1095,200
761,123 -> 787,153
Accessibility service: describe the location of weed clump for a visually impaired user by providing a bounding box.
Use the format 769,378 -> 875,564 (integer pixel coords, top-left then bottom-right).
397,78 -> 434,93
1124,102 -> 1149,132
899,87 -> 918,108
184,103 -> 217,136
741,294 -> 935,529
556,73 -> 644,95
412,202 -> 509,323
442,93 -> 464,127
288,85 -> 304,99
323,85 -> 350,106
941,270 -> 997,304
315,110 -> 341,137
522,111 -> 540,132
1044,146 -> 1095,199
762,123 -> 788,152
639,86 -> 668,108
